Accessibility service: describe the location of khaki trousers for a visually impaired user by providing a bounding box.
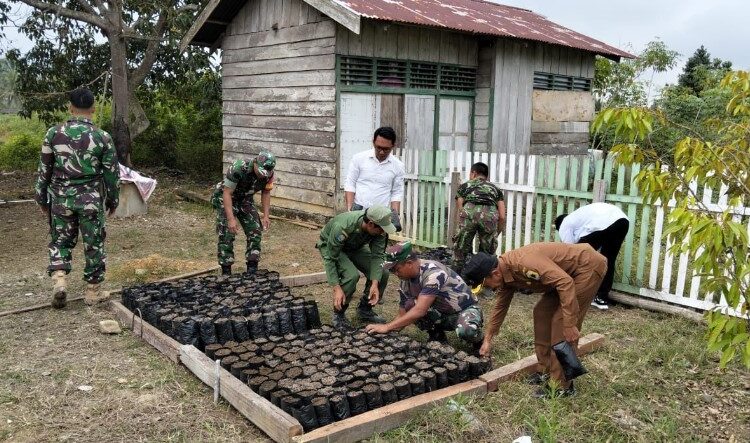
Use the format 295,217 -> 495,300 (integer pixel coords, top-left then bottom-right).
532,255 -> 606,388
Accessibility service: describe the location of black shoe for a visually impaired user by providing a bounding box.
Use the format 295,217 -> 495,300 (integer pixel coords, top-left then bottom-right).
526,372 -> 550,385
221,264 -> 232,276
357,306 -> 386,324
333,313 -> 353,330
533,382 -> 575,399
591,297 -> 609,311
244,261 -> 258,277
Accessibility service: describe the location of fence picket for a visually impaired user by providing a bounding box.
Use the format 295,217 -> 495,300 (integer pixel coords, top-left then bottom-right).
397,150 -> 745,317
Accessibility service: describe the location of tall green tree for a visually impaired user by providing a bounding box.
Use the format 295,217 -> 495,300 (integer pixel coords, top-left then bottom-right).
593,71 -> 750,369
0,58 -> 20,112
0,1 -> 214,165
593,40 -> 680,109
678,45 -> 733,95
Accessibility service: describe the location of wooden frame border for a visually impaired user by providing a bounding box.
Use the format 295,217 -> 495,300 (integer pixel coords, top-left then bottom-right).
111,269 -> 606,443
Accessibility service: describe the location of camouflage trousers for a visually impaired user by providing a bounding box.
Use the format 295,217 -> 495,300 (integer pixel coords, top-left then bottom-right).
215,202 -> 262,267
416,305 -> 484,344
453,203 -> 499,272
48,202 -> 107,284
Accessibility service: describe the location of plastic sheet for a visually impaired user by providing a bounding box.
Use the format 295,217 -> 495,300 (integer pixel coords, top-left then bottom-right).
312,397 -> 333,426
263,311 -> 280,337
231,316 -> 250,342
199,317 -> 218,345
346,390 -> 367,416
380,382 -> 397,404
295,402 -> 319,431
247,313 -> 266,339
330,394 -> 351,420
394,378 -> 412,400
291,305 -> 307,334
362,384 -> 383,409
552,341 -> 588,380
214,318 -> 234,343
304,301 -> 321,328
277,307 -> 294,335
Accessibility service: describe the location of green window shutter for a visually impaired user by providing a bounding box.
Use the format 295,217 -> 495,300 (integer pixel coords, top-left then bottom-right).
340,56 -> 374,86
533,71 -> 591,92
410,62 -> 439,89
439,65 -> 476,92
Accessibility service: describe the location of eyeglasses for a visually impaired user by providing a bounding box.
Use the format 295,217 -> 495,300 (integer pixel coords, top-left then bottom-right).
374,146 -> 393,153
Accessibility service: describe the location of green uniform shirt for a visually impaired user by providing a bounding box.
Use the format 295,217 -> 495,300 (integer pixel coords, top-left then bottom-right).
456,177 -> 503,206
316,210 -> 387,286
35,117 -> 120,209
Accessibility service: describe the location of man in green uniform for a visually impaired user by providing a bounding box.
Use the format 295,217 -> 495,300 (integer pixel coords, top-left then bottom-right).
35,88 -> 120,308
317,205 -> 395,329
453,162 -> 505,272
211,150 -> 276,276
365,242 -> 484,348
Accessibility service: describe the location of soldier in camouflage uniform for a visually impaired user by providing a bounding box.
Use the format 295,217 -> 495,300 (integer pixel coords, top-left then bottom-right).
34,88 -> 120,308
211,151 -> 275,276
452,162 -> 506,273
365,242 -> 484,348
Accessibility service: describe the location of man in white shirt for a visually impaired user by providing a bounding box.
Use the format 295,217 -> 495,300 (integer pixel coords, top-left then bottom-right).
554,202 -> 629,310
344,126 -> 405,232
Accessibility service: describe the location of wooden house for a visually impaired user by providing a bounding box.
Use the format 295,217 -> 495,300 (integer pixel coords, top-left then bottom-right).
181,0 -> 631,222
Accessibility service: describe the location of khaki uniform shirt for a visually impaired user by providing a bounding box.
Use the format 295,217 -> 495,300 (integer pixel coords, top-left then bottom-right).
487,242 -> 605,337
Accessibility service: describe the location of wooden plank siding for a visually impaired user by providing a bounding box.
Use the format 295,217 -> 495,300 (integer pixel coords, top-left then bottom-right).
490,38 -> 534,155
473,42 -> 494,152
335,20 -> 478,66
221,0 -> 337,217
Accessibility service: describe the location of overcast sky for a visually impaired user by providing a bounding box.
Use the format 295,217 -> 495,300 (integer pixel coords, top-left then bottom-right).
2,1 -> 748,96
499,0 -> 749,95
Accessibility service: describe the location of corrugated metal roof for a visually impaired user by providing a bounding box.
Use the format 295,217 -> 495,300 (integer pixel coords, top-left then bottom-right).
335,0 -> 633,59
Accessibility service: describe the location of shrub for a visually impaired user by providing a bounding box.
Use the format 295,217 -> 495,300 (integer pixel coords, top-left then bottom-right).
0,132 -> 40,171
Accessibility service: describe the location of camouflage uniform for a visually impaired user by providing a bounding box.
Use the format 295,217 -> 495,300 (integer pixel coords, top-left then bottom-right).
453,178 -> 504,272
211,158 -> 273,267
398,259 -> 484,343
34,117 -> 120,284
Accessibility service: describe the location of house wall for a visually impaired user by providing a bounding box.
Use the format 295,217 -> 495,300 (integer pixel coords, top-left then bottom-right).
335,20 -> 478,66
491,39 -> 596,155
473,42 -> 494,152
221,0 -> 337,221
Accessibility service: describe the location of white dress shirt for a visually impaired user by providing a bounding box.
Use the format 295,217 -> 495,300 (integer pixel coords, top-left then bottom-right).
344,149 -> 405,208
559,202 -> 628,243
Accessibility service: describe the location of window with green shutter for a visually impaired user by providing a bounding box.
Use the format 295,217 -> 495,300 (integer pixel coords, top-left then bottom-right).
533,71 -> 592,92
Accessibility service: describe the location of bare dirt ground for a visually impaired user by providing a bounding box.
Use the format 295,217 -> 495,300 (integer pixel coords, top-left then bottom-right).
1,171 -> 748,442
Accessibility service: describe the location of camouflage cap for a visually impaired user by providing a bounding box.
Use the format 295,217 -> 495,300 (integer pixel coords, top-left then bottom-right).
461,252 -> 498,288
366,205 -> 396,234
255,150 -> 276,178
382,241 -> 416,270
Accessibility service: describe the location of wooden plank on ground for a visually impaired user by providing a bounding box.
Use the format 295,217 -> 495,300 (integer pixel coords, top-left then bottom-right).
278,272 -> 327,287
111,300 -> 182,363
480,332 -> 606,391
293,379 -> 487,443
180,344 -> 304,443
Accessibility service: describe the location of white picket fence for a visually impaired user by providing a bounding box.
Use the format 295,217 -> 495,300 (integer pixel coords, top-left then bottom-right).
394,149 -> 747,317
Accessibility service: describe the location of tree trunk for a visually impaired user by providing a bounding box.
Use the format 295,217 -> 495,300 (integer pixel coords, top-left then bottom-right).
109,36 -> 132,166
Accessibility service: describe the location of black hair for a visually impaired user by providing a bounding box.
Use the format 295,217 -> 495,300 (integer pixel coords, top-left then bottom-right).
70,88 -> 95,110
373,126 -> 397,144
470,162 -> 489,177
554,214 -> 568,231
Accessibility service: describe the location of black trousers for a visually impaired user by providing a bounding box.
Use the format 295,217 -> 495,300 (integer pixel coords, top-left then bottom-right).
578,218 -> 630,300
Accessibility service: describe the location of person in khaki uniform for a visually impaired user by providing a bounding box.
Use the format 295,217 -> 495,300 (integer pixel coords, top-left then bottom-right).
461,243 -> 606,398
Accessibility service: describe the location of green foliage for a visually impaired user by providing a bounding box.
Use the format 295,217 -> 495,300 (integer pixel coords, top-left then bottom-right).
678,46 -> 733,95
131,71 -> 222,180
0,133 -> 40,171
593,70 -> 750,369
0,114 -> 47,171
593,40 -> 680,109
0,58 -> 20,112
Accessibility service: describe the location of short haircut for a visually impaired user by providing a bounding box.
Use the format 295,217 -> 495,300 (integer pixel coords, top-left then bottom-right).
373,126 -> 396,145
471,162 -> 489,177
70,88 -> 95,110
554,214 -> 568,231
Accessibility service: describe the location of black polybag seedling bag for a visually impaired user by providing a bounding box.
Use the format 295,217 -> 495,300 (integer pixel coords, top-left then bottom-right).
552,340 -> 588,380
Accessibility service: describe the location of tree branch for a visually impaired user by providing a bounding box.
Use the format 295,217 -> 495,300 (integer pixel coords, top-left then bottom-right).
18,0 -> 109,29
127,8 -> 167,90
74,0 -> 97,16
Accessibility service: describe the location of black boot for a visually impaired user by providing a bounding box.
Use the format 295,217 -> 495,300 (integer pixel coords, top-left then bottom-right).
333,311 -> 353,330
356,296 -> 385,324
221,264 -> 232,276
245,261 -> 258,277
